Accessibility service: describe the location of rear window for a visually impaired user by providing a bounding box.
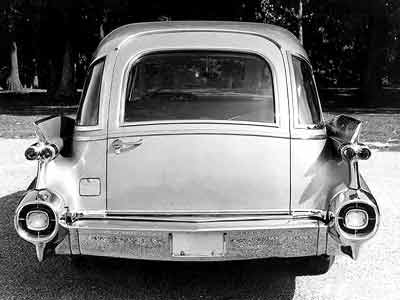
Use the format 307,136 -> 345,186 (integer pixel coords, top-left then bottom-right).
292,56 -> 322,126
123,51 -> 275,123
76,58 -> 105,126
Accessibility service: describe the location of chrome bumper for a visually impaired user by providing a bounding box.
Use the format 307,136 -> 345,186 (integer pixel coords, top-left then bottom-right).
55,216 -> 339,261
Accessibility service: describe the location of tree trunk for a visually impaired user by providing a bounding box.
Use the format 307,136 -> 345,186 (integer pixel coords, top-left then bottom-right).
99,23 -> 105,40
55,40 -> 74,100
46,59 -> 58,97
6,41 -> 23,92
99,9 -> 109,40
298,0 -> 303,45
361,11 -> 386,106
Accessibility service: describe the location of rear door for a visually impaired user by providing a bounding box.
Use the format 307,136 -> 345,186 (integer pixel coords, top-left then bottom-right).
106,31 -> 291,214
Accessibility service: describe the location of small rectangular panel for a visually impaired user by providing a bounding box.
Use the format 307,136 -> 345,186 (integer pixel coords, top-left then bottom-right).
79,178 -> 101,196
172,232 -> 224,257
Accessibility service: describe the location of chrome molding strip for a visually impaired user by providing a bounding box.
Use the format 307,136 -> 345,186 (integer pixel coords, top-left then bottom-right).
61,217 -> 321,233
105,209 -> 290,216
107,131 -> 290,140
61,210 -> 327,226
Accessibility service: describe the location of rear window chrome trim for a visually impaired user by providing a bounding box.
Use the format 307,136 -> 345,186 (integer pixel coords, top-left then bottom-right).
288,53 -> 324,129
75,57 -> 106,127
107,132 -> 291,140
118,48 -> 282,129
119,120 -> 279,128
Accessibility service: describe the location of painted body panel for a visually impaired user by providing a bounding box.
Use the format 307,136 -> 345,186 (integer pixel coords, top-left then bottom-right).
290,138 -> 348,211
94,21 -> 307,60
39,139 -> 108,211
107,133 -> 290,212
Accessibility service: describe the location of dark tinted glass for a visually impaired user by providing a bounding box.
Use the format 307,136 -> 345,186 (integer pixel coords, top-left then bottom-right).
124,51 -> 275,123
292,56 -> 321,125
76,58 -> 105,126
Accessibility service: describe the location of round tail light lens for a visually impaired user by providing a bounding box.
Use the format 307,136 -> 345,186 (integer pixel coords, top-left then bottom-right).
344,209 -> 368,229
342,146 -> 356,160
357,147 -> 371,160
26,210 -> 50,231
25,147 -> 38,160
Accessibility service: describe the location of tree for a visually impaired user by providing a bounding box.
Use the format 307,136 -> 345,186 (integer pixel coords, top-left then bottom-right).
257,0 -> 309,43
330,0 -> 396,105
52,0 -> 77,100
1,0 -> 24,91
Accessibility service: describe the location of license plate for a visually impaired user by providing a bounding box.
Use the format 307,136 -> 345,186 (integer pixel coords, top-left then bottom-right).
172,232 -> 224,257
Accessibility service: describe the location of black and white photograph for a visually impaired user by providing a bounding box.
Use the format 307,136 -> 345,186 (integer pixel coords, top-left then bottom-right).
0,1 -> 398,299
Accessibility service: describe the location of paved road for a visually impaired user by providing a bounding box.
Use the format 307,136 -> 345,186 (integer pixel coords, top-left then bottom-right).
0,139 -> 398,300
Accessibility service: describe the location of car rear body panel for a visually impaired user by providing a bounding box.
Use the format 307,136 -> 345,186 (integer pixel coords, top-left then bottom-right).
105,30 -> 291,214
107,133 -> 290,213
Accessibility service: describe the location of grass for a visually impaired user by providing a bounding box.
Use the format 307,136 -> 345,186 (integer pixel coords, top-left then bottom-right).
0,90 -> 399,150
324,112 -> 400,149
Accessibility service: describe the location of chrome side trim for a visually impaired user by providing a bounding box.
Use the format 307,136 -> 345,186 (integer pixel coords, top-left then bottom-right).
108,131 -> 290,140
105,209 -> 291,217
63,209 -> 327,223
59,212 -> 326,232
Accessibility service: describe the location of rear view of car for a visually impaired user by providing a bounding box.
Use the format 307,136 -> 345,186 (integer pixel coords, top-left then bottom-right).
14,22 -> 379,275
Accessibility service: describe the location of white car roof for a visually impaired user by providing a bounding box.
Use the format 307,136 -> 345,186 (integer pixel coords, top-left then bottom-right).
93,21 -> 307,60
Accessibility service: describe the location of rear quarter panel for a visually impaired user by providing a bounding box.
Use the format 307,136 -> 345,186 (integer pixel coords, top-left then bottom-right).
38,138 -> 108,212
290,138 -> 349,211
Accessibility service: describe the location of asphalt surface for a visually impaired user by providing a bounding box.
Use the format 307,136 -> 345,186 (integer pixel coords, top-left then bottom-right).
0,138 -> 398,300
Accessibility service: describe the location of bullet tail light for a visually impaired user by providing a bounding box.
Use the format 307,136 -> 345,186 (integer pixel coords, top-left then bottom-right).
340,144 -> 371,161
24,143 -> 59,161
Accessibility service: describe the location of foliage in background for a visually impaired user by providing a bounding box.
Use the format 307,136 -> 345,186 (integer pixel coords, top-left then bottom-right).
0,0 -> 399,105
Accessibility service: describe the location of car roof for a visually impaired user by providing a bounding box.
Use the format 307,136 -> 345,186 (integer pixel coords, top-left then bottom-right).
93,21 -> 307,60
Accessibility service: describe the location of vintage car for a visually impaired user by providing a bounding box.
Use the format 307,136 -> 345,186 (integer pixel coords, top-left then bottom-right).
15,21 -> 379,274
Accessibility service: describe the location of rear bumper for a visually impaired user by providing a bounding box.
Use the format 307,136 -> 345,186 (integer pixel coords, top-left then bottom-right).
55,216 -> 339,261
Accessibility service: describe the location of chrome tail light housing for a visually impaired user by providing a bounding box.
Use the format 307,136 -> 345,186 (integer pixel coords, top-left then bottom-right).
25,142 -> 59,161
340,144 -> 371,162
329,189 -> 379,259
14,189 -> 64,261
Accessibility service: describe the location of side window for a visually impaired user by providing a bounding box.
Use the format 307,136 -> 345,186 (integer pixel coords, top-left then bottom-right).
76,58 -> 105,126
292,56 -> 322,126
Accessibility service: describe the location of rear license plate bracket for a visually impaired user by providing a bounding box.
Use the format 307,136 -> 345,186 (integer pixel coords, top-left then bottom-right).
172,232 -> 225,257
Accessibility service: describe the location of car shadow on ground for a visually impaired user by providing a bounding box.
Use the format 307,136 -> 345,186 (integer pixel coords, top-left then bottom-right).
1,191 -> 297,300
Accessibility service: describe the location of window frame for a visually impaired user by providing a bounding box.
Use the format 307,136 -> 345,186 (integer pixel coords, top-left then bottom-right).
75,56 -> 106,130
290,54 -> 324,129
119,49 -> 280,128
